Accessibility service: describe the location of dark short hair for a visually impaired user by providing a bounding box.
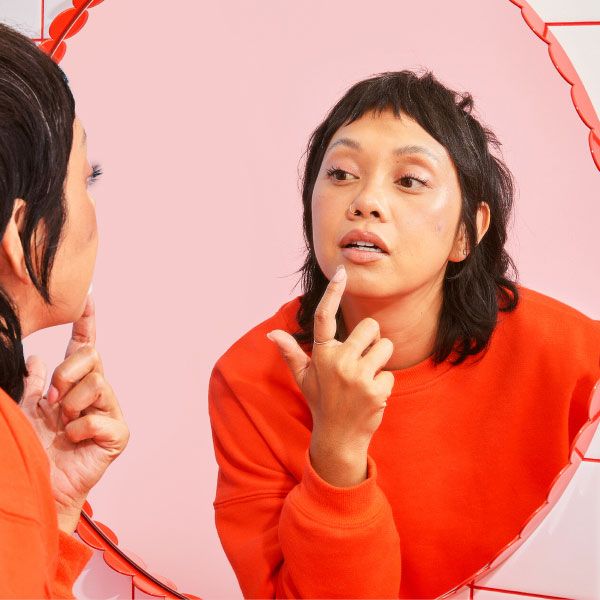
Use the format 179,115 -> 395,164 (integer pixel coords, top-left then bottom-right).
293,70 -> 519,365
0,23 -> 75,400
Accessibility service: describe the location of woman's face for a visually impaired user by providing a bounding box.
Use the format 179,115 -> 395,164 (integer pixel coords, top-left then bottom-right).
311,108 -> 466,300
43,117 -> 99,325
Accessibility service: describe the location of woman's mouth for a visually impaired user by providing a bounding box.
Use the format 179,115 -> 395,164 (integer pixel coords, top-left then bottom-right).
344,241 -> 384,253
341,241 -> 388,263
338,229 -> 390,264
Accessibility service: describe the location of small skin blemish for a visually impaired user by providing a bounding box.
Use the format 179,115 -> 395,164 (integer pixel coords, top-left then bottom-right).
435,222 -> 444,234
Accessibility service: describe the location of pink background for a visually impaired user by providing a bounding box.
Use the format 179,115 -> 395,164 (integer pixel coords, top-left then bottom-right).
22,0 -> 600,597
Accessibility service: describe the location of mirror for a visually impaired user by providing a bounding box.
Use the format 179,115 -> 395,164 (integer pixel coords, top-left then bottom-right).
2,0 -> 598,597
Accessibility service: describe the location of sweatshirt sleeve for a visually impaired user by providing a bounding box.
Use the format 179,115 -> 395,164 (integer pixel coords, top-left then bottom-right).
50,531 -> 94,599
209,365 -> 401,599
568,319 -> 600,443
0,390 -> 91,599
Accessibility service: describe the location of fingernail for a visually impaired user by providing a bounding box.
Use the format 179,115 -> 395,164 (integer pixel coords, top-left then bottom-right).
47,385 -> 59,404
332,265 -> 346,282
266,331 -> 275,341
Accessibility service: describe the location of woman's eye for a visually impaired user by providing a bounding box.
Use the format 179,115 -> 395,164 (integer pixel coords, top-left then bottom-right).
326,167 -> 427,188
87,163 -> 103,187
398,175 -> 427,189
326,167 -> 355,181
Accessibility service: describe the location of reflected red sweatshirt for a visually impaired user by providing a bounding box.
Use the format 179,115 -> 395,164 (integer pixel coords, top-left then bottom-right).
209,287 -> 600,599
0,387 -> 92,598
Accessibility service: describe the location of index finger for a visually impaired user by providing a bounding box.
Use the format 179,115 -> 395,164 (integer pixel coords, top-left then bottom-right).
313,265 -> 346,345
65,294 -> 96,358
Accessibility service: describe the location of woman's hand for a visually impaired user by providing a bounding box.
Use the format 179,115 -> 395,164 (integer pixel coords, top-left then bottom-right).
20,295 -> 129,534
267,265 -> 394,487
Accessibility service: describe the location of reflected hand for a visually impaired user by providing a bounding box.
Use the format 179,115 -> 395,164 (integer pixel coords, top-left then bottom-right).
20,295 -> 129,533
267,266 -> 395,487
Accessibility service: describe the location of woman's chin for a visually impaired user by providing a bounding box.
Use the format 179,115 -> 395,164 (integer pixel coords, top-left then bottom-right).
42,297 -> 88,330
343,280 -> 396,300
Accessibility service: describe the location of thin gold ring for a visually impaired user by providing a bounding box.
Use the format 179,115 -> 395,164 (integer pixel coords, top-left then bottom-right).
313,338 -> 334,345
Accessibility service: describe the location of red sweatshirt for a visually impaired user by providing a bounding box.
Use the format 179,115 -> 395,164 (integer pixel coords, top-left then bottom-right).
0,386 -> 92,598
209,287 -> 600,599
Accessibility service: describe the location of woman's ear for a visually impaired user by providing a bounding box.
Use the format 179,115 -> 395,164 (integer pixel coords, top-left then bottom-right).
449,202 -> 491,263
449,221 -> 469,263
475,202 -> 491,244
0,198 -> 30,284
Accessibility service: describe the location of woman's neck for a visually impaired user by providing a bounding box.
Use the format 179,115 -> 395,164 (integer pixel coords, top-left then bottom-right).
340,282 -> 443,371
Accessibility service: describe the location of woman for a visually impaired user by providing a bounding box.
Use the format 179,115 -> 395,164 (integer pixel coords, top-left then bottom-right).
209,71 -> 600,598
0,24 -> 128,597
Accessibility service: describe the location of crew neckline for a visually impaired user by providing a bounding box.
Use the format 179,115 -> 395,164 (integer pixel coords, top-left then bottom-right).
387,353 -> 456,394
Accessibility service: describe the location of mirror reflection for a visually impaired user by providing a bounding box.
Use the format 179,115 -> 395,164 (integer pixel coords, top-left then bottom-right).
0,0 -> 598,598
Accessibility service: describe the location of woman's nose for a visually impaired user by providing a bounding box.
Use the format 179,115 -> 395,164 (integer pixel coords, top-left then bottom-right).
347,188 -> 389,222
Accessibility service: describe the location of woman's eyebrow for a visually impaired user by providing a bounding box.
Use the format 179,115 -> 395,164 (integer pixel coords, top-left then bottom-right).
326,137 -> 440,164
394,144 -> 440,164
326,137 -> 361,154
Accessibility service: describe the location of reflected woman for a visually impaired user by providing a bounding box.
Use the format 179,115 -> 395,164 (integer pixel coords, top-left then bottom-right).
209,71 -> 600,598
0,24 -> 128,597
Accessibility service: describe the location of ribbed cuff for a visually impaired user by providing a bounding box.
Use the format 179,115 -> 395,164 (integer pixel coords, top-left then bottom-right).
55,530 -> 94,592
290,450 -> 384,527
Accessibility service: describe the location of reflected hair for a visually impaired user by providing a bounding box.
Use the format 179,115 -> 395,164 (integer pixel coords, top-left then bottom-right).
0,24 -> 74,401
293,70 -> 519,365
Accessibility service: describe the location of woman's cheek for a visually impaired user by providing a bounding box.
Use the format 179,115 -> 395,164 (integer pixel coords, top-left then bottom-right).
415,192 -> 455,241
311,193 -> 329,242
311,200 -> 338,276
79,200 -> 98,246
87,213 -> 98,245
433,221 -> 456,251
431,187 -> 462,223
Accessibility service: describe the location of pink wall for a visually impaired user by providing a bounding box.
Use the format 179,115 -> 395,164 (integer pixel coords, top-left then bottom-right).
23,1 -> 600,597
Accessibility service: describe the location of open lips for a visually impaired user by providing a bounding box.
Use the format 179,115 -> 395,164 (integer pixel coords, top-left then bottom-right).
339,229 -> 390,254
